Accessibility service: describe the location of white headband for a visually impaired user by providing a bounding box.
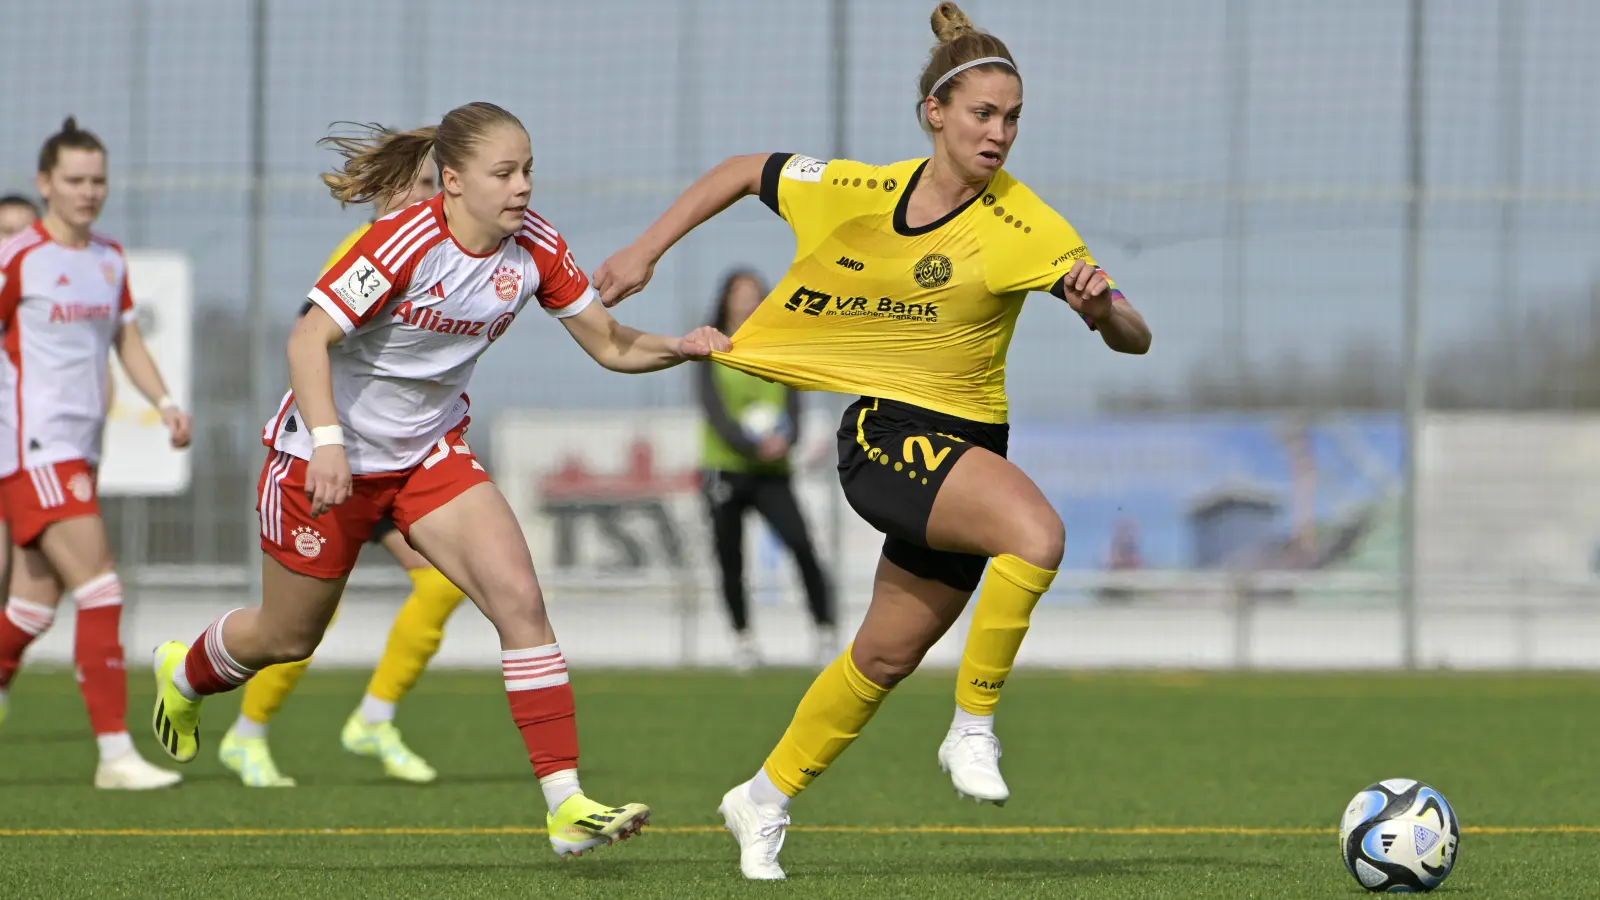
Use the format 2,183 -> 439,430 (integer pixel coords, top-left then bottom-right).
927,56 -> 1015,101
919,57 -> 1016,126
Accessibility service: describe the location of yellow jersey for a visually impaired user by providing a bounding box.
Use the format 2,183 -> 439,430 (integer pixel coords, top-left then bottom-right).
710,154 -> 1116,424
300,223 -> 372,317
323,222 -> 370,274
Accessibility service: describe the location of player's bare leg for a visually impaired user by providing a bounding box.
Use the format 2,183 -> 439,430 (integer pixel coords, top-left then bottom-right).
153,557 -> 347,764
407,482 -> 650,857
925,447 -> 1065,805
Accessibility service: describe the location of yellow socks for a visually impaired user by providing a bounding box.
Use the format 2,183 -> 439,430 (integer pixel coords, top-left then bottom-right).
364,567 -> 466,704
761,647 -> 890,797
954,554 -> 1057,716
236,568 -> 463,730
239,656 -> 313,726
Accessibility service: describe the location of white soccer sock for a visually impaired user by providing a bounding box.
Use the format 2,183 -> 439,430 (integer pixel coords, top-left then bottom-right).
749,766 -> 792,811
96,731 -> 135,761
359,693 -> 396,725
539,768 -> 583,814
951,706 -> 994,733
230,715 -> 268,740
170,661 -> 200,702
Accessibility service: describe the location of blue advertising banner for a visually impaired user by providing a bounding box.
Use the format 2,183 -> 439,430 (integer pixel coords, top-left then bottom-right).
1007,415 -> 1404,587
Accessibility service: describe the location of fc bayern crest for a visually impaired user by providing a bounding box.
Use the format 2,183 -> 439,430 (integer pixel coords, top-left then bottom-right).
67,472 -> 95,503
492,265 -> 522,301
289,525 -> 326,559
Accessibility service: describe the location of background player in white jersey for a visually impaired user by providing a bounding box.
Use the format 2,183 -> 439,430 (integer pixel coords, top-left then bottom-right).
0,195 -> 40,243
0,195 -> 37,636
0,118 -> 192,789
150,101 -> 732,858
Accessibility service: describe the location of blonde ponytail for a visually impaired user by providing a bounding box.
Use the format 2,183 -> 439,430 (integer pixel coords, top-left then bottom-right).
319,124 -> 437,208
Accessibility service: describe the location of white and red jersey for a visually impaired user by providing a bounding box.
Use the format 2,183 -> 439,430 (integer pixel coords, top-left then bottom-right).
264,193 -> 594,474
0,222 -> 136,476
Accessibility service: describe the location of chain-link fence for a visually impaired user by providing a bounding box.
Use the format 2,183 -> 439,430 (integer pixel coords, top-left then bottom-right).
4,0 -> 1598,668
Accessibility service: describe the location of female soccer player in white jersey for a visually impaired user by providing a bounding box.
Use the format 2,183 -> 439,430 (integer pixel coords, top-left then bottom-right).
0,119 -> 192,789
218,164 -> 467,788
150,101 -> 730,858
0,195 -> 37,623
597,3 -> 1150,878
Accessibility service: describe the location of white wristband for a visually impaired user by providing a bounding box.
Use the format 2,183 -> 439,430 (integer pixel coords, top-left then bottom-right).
310,425 -> 345,449
157,395 -> 179,412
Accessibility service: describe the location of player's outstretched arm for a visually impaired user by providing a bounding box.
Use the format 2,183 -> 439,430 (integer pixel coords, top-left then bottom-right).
1052,259 -> 1151,354
558,301 -> 730,374
287,306 -> 352,516
592,154 -> 767,308
1092,302 -> 1151,354
113,319 -> 192,448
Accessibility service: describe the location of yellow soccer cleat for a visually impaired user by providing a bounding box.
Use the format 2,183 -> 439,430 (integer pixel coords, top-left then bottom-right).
219,729 -> 297,787
150,641 -> 202,763
340,712 -> 437,784
546,793 -> 651,858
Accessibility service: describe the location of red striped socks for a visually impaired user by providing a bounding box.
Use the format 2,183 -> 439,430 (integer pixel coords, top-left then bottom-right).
503,644 -> 579,780
178,610 -> 256,698
0,597 -> 55,689
72,573 -> 127,736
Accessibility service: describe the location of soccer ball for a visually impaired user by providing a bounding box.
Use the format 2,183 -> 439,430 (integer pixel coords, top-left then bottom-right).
1339,778 -> 1460,892
738,402 -> 788,442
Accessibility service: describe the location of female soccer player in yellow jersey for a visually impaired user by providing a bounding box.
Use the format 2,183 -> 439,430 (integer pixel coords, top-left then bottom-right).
217,163 -> 470,787
596,2 -> 1150,879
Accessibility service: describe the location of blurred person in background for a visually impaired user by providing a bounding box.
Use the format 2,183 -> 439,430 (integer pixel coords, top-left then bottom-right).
0,195 -> 37,607
597,2 -> 1149,878
149,102 -> 729,858
0,118 -> 192,789
0,194 -> 40,242
699,267 -> 835,671
217,159 -> 469,789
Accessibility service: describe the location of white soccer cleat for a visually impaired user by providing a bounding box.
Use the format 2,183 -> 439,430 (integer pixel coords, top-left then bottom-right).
813,626 -> 840,668
731,633 -> 762,674
94,750 -> 183,790
718,780 -> 789,880
938,726 -> 1009,805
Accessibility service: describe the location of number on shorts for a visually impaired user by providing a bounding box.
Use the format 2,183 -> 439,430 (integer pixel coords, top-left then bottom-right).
423,437 -> 484,471
902,436 -> 953,472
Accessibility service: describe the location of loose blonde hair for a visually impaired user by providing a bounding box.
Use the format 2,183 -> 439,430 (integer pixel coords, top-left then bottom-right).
319,101 -> 524,207
916,3 -> 1018,128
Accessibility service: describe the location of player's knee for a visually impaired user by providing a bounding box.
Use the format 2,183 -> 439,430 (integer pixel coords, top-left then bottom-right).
851,641 -> 925,689
262,625 -> 324,665
1007,509 -> 1064,571
479,576 -> 550,630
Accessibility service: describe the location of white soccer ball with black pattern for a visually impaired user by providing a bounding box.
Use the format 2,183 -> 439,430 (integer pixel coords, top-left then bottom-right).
1339,778 -> 1460,892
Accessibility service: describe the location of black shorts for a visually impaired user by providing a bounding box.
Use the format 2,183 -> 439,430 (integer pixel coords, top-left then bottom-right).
368,514 -> 398,545
836,398 -> 1009,591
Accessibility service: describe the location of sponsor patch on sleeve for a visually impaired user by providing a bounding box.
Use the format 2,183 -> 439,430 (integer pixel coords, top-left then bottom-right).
780,155 -> 828,183
330,255 -> 391,317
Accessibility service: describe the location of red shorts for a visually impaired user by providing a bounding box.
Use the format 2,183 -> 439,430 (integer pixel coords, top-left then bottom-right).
257,424 -> 492,578
0,459 -> 101,546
